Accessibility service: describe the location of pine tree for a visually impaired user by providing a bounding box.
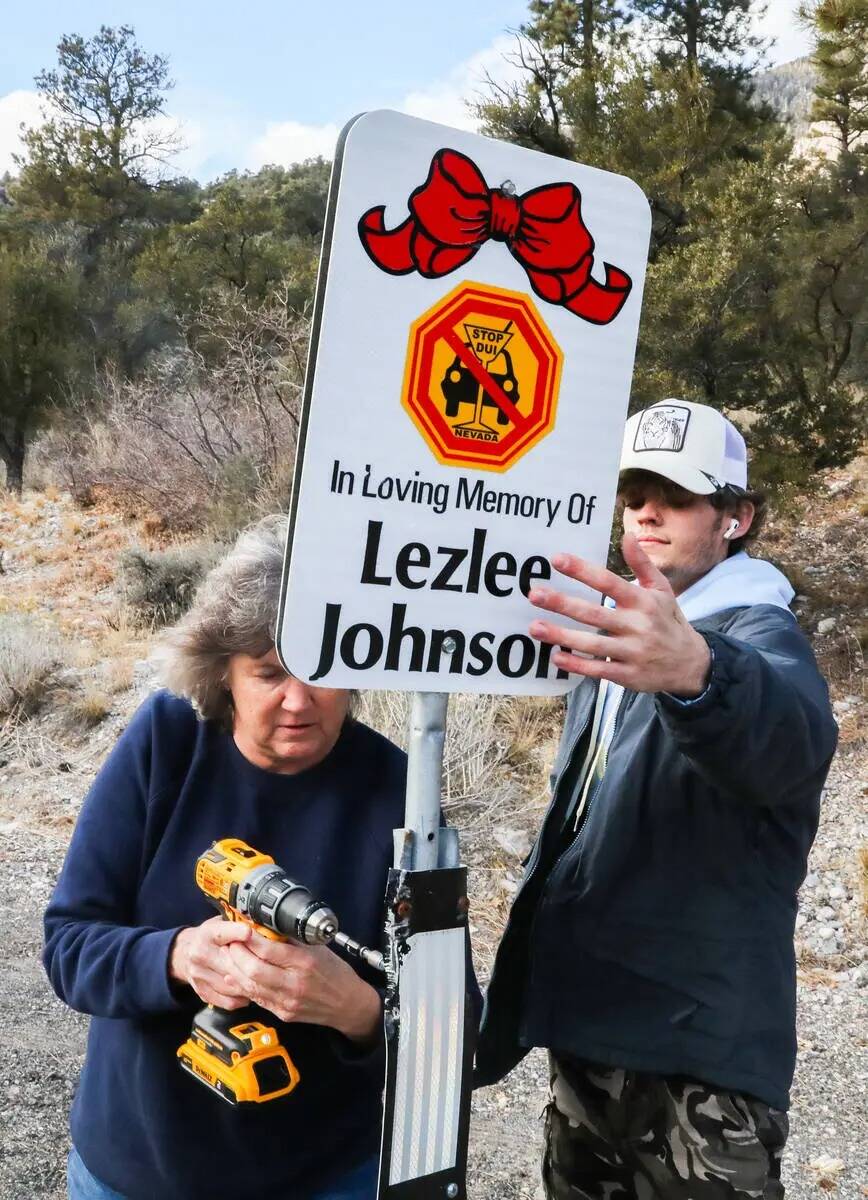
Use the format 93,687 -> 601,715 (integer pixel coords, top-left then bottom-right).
483,0 -> 631,149
630,0 -> 765,75
800,0 -> 868,165
11,26 -> 199,373
14,26 -> 183,243
0,231 -> 85,493
522,0 -> 631,76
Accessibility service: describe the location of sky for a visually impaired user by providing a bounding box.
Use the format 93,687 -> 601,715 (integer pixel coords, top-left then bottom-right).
0,0 -> 811,183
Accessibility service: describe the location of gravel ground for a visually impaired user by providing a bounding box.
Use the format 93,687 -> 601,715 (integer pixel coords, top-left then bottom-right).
0,725 -> 864,1199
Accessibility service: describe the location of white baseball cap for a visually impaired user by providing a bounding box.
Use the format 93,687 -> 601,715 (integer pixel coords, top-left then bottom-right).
620,399 -> 748,495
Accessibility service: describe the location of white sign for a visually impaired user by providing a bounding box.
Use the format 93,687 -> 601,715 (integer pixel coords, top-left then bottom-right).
278,110 -> 650,694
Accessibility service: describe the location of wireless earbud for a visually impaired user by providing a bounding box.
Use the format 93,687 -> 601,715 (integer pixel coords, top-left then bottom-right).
723,519 -> 740,541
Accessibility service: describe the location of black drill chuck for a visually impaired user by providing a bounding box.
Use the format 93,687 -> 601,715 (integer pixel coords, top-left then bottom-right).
234,865 -> 338,944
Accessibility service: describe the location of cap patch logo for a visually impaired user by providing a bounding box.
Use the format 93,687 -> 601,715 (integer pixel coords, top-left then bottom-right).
633,405 -> 690,453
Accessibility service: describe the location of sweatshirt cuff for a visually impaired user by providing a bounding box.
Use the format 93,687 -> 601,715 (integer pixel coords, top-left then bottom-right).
126,926 -> 190,1014
662,644 -> 716,707
326,990 -> 386,1073
657,634 -> 728,721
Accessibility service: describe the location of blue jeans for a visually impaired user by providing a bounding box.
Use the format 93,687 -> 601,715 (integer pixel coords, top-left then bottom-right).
67,1150 -> 125,1200
68,1146 -> 379,1199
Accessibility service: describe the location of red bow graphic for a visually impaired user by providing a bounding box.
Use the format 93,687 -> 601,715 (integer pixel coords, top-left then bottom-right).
358,148 -> 632,326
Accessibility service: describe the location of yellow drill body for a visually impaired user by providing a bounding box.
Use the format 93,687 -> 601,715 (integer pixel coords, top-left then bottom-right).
177,838 -> 382,1105
177,839 -> 309,1105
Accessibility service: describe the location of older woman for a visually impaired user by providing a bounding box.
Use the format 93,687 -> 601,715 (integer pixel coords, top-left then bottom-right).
44,516 -> 408,1200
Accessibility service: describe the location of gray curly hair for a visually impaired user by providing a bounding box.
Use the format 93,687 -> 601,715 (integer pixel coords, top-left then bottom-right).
154,514 -> 288,726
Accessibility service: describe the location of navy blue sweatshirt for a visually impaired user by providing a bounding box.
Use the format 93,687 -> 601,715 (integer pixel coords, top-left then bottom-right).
43,691 -> 409,1200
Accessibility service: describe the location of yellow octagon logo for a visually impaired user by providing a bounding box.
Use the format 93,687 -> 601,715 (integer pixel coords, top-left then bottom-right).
400,281 -> 564,472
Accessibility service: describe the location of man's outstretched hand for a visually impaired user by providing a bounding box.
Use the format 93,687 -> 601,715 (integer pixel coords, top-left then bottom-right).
529,533 -> 712,697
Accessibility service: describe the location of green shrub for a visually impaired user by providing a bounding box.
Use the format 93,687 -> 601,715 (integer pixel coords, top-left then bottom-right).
119,543 -> 222,628
0,616 -> 65,715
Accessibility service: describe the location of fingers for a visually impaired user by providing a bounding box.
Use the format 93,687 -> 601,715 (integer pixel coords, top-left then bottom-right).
620,533 -> 671,593
224,943 -> 306,1023
550,553 -> 638,607
530,620 -> 618,662
551,650 -> 631,684
240,932 -> 310,966
199,985 -> 249,1011
225,942 -> 291,996
209,920 -> 253,947
529,588 -> 632,635
187,956 -> 249,1007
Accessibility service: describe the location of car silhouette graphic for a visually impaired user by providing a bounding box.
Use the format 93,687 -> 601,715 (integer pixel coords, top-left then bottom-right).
441,346 -> 521,426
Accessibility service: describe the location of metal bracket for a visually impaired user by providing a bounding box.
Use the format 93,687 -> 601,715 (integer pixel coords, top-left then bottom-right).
377,867 -> 474,1199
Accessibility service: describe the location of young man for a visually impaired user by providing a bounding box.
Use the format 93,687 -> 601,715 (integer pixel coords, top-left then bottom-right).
475,400 -> 838,1199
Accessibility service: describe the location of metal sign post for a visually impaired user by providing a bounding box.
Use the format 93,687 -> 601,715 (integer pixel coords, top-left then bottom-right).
377,692 -> 474,1199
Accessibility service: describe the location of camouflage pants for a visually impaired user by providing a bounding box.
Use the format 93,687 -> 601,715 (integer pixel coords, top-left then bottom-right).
543,1054 -> 789,1200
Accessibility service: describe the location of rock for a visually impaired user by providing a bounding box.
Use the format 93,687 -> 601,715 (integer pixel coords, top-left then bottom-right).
806,1153 -> 845,1178
809,925 -> 840,954
828,884 -> 846,900
817,905 -> 836,920
493,827 -> 532,860
817,617 -> 837,634
804,872 -> 819,888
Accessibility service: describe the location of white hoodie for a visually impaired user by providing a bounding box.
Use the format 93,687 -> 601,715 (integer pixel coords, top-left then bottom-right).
674,551 -> 794,623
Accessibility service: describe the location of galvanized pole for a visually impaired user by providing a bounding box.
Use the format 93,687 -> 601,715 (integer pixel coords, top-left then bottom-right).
403,691 -> 448,870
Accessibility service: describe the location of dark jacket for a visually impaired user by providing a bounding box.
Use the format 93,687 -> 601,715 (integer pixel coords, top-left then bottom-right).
44,691 -> 407,1200
475,604 -> 837,1110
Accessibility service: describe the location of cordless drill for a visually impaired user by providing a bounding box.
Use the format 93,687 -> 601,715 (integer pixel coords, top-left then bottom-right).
177,838 -> 384,1105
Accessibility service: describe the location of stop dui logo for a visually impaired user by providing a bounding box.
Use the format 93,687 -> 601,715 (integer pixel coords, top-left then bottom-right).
400,282 -> 562,471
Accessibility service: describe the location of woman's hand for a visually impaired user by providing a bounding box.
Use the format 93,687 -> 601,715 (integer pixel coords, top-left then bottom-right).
224,934 -> 382,1043
169,917 -> 253,1009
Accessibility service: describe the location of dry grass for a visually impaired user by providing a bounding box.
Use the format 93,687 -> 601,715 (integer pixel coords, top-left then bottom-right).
73,643 -> 101,668
103,657 -> 136,694
86,559 -> 116,589
0,616 -> 67,717
0,710 -> 66,771
65,686 -> 111,729
98,604 -> 150,660
358,691 -> 530,808
0,593 -> 39,616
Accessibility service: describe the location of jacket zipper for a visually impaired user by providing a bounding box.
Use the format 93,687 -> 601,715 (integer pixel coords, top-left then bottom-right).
513,686 -> 599,894
515,689 -> 627,1041
539,689 -> 628,901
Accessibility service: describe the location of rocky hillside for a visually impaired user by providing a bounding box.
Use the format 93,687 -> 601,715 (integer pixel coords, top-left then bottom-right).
0,460 -> 865,1198
754,57 -> 817,135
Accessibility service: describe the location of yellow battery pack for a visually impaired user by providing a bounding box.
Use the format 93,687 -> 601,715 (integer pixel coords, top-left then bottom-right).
177,1006 -> 300,1105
